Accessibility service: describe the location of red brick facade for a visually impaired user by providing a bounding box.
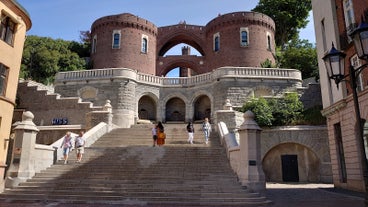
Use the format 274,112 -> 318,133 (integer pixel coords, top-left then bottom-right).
90,12 -> 276,76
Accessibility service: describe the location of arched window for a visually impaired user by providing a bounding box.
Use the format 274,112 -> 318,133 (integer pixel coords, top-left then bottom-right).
240,28 -> 249,47
213,33 -> 220,52
112,30 -> 121,49
241,30 -> 248,46
141,36 -> 148,53
267,35 -> 271,50
92,35 -> 97,53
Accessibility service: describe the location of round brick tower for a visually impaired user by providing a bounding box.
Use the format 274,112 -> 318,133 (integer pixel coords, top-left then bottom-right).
205,12 -> 276,69
90,13 -> 158,75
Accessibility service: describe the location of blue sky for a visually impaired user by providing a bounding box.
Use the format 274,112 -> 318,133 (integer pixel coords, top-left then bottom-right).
17,0 -> 315,43
16,0 -> 315,76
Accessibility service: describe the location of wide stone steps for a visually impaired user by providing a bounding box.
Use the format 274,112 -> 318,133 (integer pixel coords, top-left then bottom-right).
0,124 -> 271,206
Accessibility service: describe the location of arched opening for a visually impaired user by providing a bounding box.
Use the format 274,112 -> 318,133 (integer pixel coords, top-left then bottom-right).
165,97 -> 185,122
138,95 -> 156,121
194,95 -> 211,121
165,43 -> 202,77
262,143 -> 320,182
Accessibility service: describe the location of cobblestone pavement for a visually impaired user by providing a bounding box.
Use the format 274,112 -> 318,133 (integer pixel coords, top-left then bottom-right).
0,183 -> 365,207
265,183 -> 366,207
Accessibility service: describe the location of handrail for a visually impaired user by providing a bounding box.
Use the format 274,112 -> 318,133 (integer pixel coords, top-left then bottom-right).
55,66 -> 302,87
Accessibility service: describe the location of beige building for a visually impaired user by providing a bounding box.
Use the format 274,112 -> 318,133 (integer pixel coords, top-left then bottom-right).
312,0 -> 368,192
0,0 -> 31,191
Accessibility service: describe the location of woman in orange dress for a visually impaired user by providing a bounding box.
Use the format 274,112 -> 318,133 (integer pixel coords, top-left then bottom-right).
156,122 -> 165,146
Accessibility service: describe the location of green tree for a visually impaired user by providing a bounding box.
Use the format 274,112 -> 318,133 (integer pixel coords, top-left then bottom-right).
21,35 -> 87,84
252,0 -> 312,49
239,92 -> 304,127
260,58 -> 278,68
278,39 -> 318,79
240,97 -> 274,126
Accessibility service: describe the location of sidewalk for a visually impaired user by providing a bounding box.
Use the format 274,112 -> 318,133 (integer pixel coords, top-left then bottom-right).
266,183 -> 366,207
0,183 -> 365,207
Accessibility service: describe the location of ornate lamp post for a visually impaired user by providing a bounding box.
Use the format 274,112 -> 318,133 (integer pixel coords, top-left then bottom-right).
322,19 -> 368,205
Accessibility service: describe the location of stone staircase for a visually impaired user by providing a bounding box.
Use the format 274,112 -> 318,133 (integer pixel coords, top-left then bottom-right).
0,124 -> 272,206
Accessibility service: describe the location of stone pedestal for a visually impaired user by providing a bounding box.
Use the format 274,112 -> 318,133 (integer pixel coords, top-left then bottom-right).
237,110 -> 265,192
5,111 -> 39,188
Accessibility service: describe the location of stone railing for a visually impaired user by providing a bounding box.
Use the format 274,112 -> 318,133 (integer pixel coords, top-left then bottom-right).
55,67 -> 302,87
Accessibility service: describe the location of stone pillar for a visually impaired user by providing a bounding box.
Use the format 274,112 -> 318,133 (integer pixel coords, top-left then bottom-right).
5,111 -> 39,188
103,100 -> 113,132
237,110 -> 265,192
114,80 -> 136,128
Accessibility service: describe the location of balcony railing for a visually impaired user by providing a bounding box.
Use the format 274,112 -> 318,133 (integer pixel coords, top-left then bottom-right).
55,66 -> 302,87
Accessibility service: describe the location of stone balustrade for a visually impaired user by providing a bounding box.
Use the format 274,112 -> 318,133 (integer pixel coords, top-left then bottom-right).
55,66 -> 302,87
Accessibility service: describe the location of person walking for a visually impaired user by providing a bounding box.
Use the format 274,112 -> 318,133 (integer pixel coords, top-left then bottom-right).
74,131 -> 85,163
202,118 -> 211,144
61,131 -> 73,164
186,122 -> 195,144
156,121 -> 165,146
151,123 -> 158,147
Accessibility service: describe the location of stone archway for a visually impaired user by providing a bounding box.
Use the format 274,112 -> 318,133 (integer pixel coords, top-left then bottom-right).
165,97 -> 185,122
138,95 -> 157,121
194,95 -> 211,121
262,143 -> 320,182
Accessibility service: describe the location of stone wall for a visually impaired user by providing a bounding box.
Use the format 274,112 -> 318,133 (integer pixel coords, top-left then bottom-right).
216,110 -> 331,183
54,67 -> 303,127
261,126 -> 332,183
15,80 -> 105,127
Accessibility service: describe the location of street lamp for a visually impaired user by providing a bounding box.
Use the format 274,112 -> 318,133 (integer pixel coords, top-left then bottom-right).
322,19 -> 368,204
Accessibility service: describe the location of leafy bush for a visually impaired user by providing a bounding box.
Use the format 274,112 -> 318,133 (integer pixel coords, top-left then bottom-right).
240,97 -> 274,126
239,92 -> 323,127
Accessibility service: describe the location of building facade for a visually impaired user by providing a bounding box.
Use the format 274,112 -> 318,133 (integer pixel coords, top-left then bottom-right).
54,11 -> 302,128
312,0 -> 368,192
90,12 -> 276,76
0,0 -> 31,191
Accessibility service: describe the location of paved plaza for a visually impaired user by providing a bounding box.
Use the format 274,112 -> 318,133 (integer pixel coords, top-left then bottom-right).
0,183 -> 365,207
265,183 -> 365,207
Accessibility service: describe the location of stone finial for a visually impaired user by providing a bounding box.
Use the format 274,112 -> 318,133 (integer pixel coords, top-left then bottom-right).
223,99 -> 233,110
14,111 -> 39,132
239,110 -> 261,130
103,100 -> 112,113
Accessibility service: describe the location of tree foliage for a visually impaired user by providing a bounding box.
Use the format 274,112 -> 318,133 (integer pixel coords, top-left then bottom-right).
240,92 -> 306,127
21,35 -> 88,84
252,0 -> 312,49
241,97 -> 274,126
278,39 -> 318,80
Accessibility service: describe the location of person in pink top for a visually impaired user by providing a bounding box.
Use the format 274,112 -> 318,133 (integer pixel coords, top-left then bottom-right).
61,131 -> 73,164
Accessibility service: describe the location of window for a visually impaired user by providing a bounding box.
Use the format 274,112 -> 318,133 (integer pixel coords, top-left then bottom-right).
240,28 -> 249,46
0,63 -> 8,96
321,19 -> 327,52
334,123 -> 347,183
0,14 -> 16,45
266,32 -> 272,50
343,0 -> 355,40
112,30 -> 121,49
91,35 -> 97,53
213,33 -> 220,52
141,35 -> 148,53
351,55 -> 363,91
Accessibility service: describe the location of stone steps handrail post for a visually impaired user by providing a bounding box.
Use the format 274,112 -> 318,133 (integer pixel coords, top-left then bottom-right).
5,111 -> 40,188
237,110 -> 266,193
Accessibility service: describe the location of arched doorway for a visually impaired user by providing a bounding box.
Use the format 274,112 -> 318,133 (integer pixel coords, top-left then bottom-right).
138,95 -> 156,121
262,143 -> 320,182
194,95 -> 211,121
165,98 -> 185,122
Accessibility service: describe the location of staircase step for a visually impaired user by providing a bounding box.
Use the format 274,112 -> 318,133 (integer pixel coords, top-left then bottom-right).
0,124 -> 271,206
